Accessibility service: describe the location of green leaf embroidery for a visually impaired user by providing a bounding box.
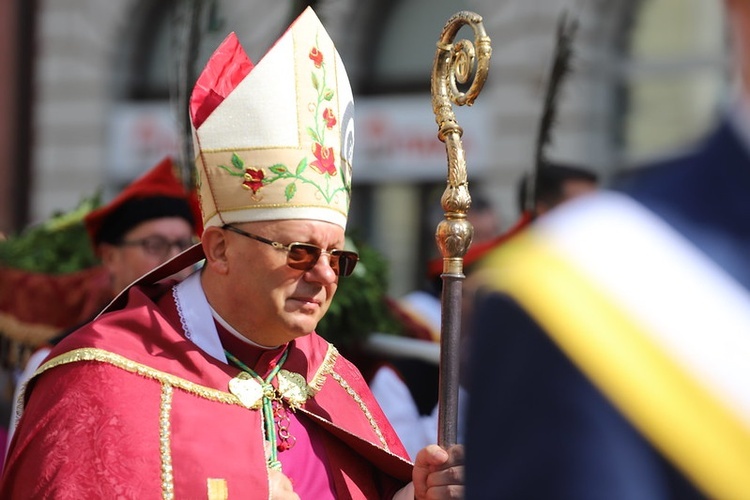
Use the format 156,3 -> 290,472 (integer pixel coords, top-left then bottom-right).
218,153 -> 247,177
296,157 -> 308,175
231,153 -> 244,171
311,73 -> 320,90
269,164 -> 288,175
285,182 -> 297,201
306,127 -> 321,144
323,89 -> 334,101
218,164 -> 245,177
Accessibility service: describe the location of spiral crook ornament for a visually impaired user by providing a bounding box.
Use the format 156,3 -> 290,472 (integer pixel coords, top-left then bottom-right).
431,11 -> 491,448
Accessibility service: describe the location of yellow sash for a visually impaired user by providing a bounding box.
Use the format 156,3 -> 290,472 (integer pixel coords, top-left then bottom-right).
479,195 -> 750,500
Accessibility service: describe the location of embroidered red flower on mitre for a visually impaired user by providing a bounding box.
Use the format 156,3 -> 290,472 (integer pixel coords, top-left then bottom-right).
310,143 -> 336,176
309,47 -> 323,68
322,108 -> 337,129
242,168 -> 265,193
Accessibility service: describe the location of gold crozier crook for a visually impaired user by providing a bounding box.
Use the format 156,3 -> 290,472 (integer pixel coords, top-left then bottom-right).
431,11 -> 491,448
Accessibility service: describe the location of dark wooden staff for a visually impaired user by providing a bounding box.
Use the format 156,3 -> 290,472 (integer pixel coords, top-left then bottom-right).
430,11 -> 491,448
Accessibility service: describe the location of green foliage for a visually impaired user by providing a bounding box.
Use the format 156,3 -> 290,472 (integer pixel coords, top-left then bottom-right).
316,235 -> 403,348
0,194 -> 101,274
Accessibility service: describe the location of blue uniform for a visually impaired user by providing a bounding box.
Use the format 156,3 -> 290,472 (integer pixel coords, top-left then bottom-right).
465,117 -> 750,499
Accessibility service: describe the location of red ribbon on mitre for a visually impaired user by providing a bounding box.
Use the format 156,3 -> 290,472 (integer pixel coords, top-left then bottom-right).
190,32 -> 255,129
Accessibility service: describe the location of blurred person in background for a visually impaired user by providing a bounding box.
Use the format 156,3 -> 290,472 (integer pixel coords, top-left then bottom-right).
518,161 -> 599,217
87,157 -> 200,295
465,1 -> 750,498
466,193 -> 504,244
373,164 -> 598,459
371,192 -> 504,458
5,156 -> 200,449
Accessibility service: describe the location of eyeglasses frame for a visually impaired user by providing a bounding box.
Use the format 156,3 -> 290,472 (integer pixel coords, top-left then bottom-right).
221,224 -> 359,276
117,235 -> 196,258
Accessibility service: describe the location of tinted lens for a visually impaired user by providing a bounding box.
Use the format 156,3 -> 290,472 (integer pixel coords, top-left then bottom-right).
286,243 -> 321,271
331,250 -> 359,277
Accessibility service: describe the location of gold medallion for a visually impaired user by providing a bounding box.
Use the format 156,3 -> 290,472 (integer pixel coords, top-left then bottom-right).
277,369 -> 309,408
228,372 -> 263,409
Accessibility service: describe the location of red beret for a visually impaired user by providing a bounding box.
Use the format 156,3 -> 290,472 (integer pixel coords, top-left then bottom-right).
83,157 -> 203,248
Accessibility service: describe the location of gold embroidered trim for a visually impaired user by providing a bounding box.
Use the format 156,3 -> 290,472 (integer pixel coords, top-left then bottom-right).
160,384 -> 175,499
34,348 -> 244,406
329,371 -> 388,450
207,478 -> 228,500
15,384 -> 27,427
308,343 -> 338,395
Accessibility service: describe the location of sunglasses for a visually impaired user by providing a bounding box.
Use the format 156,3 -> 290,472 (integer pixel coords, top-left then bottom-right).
222,225 -> 359,277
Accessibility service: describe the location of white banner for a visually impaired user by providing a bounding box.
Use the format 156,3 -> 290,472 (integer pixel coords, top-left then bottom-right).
108,103 -> 181,181
354,95 -> 491,182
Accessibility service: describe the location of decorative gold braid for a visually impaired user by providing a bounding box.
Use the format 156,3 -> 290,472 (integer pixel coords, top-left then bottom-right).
160,384 -> 175,499
301,344 -> 389,450
33,348 -> 244,406
307,343 -> 338,395
329,371 -> 388,450
14,384 -> 27,428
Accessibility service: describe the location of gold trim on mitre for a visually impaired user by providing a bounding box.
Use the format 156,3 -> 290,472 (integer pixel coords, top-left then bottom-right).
191,7 -> 354,230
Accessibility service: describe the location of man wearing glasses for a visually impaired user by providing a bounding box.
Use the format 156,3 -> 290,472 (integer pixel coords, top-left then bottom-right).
4,155 -> 200,450
85,156 -> 200,294
2,8 -> 463,499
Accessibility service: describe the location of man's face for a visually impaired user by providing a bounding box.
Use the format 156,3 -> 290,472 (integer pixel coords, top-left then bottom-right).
561,178 -> 597,203
537,178 -> 598,215
468,209 -> 501,244
216,219 -> 344,346
100,216 -> 195,294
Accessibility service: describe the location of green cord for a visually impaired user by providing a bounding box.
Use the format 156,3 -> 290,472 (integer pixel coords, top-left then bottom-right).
225,348 -> 289,470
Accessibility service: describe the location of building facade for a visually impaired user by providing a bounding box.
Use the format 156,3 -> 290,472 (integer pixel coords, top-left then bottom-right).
0,0 -> 729,296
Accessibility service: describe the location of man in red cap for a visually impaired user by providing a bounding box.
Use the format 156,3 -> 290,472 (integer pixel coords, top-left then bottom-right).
5,155 -> 200,448
83,156 -> 201,293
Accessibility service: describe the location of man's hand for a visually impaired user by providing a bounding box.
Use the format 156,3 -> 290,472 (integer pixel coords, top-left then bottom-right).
412,444 -> 464,499
269,469 -> 299,500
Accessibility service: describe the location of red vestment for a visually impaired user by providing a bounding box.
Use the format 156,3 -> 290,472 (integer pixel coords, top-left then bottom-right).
1,281 -> 412,499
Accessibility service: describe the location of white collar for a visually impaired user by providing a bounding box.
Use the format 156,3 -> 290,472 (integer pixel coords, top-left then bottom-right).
173,272 -> 281,363
208,303 -> 280,350
172,272 -> 227,363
